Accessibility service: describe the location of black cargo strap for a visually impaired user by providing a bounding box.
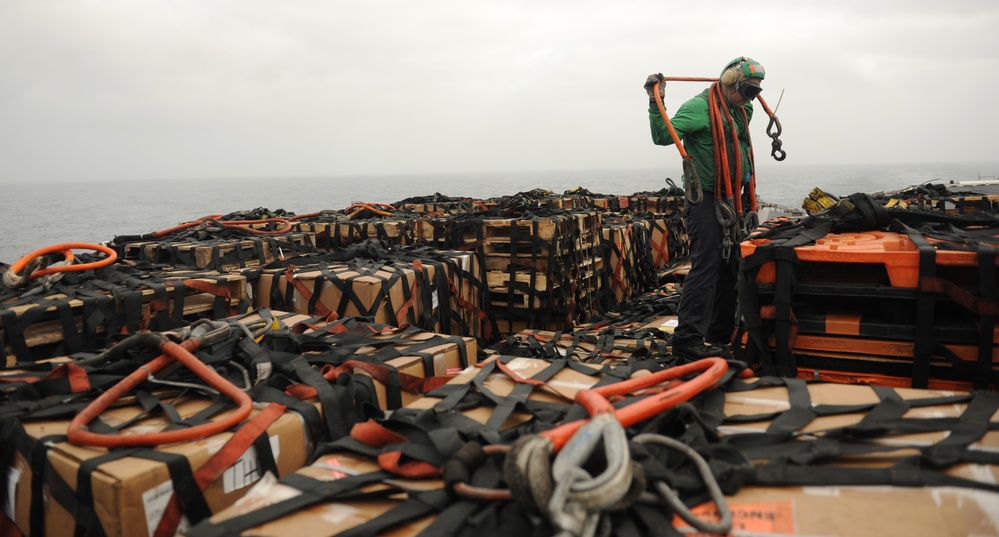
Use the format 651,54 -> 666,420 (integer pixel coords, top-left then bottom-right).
329,218 -> 418,249
29,433 -> 68,537
349,460 -> 505,537
146,233 -> 316,271
180,370 -> 999,537
253,380 -> 333,440
268,350 -> 363,442
0,266 -> 246,363
977,243 -> 997,388
182,470 -> 394,537
738,233 -> 807,375
893,219 -> 999,388
719,384 -> 999,492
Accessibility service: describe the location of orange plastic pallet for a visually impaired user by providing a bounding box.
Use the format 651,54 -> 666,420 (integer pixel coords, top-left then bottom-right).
797,367 -> 977,392
741,231 -> 999,288
794,309 -> 999,344
752,332 -> 999,363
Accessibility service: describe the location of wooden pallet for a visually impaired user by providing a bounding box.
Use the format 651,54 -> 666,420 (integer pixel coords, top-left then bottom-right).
125,233 -> 315,270
1,273 -> 247,365
295,218 -> 419,250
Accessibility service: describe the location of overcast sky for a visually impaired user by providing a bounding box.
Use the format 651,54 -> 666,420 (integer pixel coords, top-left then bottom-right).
1,1 -> 997,185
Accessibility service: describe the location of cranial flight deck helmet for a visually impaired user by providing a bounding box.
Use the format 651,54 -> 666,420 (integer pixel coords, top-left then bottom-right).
720,56 -> 765,100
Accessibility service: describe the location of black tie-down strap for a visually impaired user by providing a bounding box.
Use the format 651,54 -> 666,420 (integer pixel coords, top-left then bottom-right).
317,380 -> 999,537
0,264 -> 246,363
254,240 -> 493,339
172,366 -> 999,537
146,233 -> 316,271
325,218 -> 419,249
714,379 -> 999,492
182,471 -> 399,537
738,199 -> 999,385
891,219 -> 999,389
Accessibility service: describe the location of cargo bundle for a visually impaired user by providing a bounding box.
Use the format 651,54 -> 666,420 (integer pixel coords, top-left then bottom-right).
1,260 -> 247,366
393,193 -> 486,215
476,211 -> 604,335
287,205 -> 420,251
244,241 -> 492,342
179,354 -> 999,537
8,183 -> 999,535
740,192 -> 999,390
110,212 -> 318,271
598,217 -> 659,308
0,309 -> 479,537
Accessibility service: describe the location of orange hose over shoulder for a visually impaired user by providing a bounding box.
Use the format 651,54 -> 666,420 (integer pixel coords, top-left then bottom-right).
652,81 -> 691,161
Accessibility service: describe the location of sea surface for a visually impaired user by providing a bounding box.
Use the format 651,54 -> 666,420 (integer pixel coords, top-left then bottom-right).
2,161 -> 998,265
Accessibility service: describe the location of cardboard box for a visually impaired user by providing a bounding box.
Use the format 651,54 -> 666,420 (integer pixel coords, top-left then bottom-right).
251,262 -> 440,328
247,250 -> 487,342
183,363 -> 999,536
341,328 -> 478,410
235,308 -> 477,410
2,272 -> 247,366
195,453 -> 438,537
6,395 -> 311,537
483,328 -> 671,365
406,356 -> 610,430
672,485 -> 998,537
127,233 -> 316,271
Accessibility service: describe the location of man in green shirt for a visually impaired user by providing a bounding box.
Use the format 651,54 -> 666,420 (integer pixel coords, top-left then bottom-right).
645,57 -> 765,360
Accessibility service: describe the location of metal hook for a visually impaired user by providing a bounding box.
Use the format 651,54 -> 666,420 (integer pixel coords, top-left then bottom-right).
633,433 -> 733,535
683,159 -> 703,205
767,115 -> 786,161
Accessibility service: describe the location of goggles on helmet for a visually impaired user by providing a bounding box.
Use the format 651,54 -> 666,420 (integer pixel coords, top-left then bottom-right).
737,80 -> 762,100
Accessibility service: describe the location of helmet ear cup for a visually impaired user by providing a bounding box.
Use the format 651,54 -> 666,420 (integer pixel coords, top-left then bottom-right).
720,67 -> 737,87
720,57 -> 745,87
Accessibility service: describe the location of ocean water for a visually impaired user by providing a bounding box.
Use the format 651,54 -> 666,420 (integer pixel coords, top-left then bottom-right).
2,161 -> 998,265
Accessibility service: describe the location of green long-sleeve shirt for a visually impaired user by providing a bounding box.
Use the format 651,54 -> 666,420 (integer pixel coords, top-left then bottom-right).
648,89 -> 754,193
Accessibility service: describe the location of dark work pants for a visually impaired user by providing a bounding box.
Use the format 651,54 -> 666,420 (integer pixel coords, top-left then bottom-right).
672,192 -> 739,348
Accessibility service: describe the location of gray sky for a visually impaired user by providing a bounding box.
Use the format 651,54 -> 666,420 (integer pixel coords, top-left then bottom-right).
1,1 -> 997,184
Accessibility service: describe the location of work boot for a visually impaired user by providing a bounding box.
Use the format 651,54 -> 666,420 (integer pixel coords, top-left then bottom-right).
706,342 -> 734,359
671,342 -> 731,361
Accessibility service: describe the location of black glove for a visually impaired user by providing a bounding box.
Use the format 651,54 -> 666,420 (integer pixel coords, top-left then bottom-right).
644,73 -> 665,101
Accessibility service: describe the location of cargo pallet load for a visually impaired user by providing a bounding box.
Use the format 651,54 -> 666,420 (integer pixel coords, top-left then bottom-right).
739,191 -> 999,391
4,183 -> 998,536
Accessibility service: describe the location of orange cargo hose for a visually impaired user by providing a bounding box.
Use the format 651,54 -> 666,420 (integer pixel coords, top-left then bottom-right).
9,242 -> 117,281
449,358 -> 730,502
66,337 -> 253,447
152,215 -> 293,237
660,74 -> 775,214
652,81 -> 691,161
540,357 -> 728,451
344,203 -> 396,218
288,211 -> 322,221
